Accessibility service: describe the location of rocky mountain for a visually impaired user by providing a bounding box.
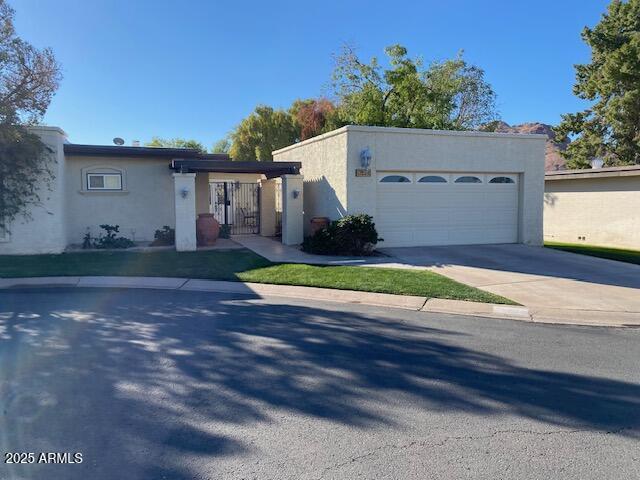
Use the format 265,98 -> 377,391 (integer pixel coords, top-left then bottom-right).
481,121 -> 568,171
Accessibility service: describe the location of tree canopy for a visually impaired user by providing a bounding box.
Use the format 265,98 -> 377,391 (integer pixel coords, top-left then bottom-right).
555,0 -> 640,168
228,105 -> 298,161
330,44 -> 498,130
145,137 -> 206,153
0,0 -> 61,233
225,44 -> 498,160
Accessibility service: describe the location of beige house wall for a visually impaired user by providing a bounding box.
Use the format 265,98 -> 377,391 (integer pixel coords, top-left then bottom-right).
274,125 -> 545,245
273,129 -> 348,235
0,126 -> 68,254
544,176 -> 640,250
65,156 -> 175,244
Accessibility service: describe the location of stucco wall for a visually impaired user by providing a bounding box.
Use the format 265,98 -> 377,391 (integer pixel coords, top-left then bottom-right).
274,125 -> 545,245
273,129 -> 348,235
544,176 -> 640,250
0,126 -> 68,254
65,156 -> 175,244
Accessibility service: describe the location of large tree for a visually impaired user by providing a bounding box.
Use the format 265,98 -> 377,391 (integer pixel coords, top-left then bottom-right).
0,0 -> 61,233
229,105 -> 297,161
555,0 -> 640,168
289,98 -> 336,140
330,44 -> 498,130
145,137 -> 206,153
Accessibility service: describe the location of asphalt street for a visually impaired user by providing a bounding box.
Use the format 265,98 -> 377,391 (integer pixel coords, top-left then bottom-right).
0,288 -> 638,479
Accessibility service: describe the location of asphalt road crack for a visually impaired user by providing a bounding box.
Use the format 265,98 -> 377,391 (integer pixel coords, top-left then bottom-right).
312,427 -> 631,479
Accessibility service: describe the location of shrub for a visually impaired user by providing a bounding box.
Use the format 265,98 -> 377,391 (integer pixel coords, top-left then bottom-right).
151,226 -> 175,246
302,214 -> 382,256
93,224 -> 135,249
219,224 -> 231,239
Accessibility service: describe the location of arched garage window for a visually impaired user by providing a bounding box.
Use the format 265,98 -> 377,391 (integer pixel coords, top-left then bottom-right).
454,176 -> 482,183
418,175 -> 447,183
380,175 -> 411,183
489,176 -> 515,184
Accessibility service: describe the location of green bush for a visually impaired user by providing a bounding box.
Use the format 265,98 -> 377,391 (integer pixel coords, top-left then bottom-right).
219,224 -> 231,239
151,226 -> 175,246
93,224 -> 135,249
302,214 -> 382,256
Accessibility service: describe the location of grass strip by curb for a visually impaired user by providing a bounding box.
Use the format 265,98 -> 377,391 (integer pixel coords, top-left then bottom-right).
0,249 -> 516,305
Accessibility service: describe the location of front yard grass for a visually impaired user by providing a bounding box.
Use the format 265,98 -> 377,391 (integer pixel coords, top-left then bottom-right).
545,241 -> 640,266
0,249 -> 515,304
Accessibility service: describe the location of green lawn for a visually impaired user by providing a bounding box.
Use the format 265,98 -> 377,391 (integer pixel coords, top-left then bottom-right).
0,249 -> 515,304
545,241 -> 640,266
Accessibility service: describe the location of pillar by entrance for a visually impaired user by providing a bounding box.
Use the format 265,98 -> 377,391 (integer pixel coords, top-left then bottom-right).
172,173 -> 197,251
281,174 -> 304,245
259,178 -> 277,237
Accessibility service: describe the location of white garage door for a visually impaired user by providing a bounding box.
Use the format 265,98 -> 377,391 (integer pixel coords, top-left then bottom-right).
376,172 -> 519,247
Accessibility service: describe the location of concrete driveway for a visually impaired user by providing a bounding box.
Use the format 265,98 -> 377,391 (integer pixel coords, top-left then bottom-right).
382,244 -> 640,315
1,288 -> 639,480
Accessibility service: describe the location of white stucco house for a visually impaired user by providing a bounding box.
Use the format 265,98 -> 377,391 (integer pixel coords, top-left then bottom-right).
274,125 -> 545,247
0,124 -> 545,255
544,165 -> 640,250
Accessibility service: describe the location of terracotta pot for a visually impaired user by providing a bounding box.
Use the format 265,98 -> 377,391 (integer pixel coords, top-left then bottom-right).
310,217 -> 330,235
196,214 -> 220,246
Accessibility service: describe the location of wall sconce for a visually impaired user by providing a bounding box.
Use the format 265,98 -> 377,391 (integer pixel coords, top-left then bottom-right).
180,187 -> 189,199
360,147 -> 372,169
292,189 -> 300,199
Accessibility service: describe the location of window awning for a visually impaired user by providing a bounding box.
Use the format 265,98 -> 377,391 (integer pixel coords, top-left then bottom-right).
169,159 -> 301,179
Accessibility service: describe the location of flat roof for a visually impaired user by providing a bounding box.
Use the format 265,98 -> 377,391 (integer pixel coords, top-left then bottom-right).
64,143 -> 230,160
273,124 -> 547,155
545,164 -> 640,181
170,159 -> 301,179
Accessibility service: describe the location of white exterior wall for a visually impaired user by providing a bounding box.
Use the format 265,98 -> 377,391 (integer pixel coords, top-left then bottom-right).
544,176 -> 640,250
0,126 -> 68,254
65,156 -> 175,244
274,125 -> 545,246
273,129 -> 348,235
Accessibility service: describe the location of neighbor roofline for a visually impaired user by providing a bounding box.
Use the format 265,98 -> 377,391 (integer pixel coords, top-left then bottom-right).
545,165 -> 640,180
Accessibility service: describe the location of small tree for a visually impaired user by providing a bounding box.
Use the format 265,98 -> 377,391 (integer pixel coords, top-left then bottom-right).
0,0 -> 61,233
555,0 -> 640,168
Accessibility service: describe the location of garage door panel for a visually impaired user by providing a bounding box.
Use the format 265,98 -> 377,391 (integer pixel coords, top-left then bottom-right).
376,172 -> 519,247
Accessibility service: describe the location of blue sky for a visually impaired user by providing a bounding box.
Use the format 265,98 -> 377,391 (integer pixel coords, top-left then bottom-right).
14,0 -> 609,146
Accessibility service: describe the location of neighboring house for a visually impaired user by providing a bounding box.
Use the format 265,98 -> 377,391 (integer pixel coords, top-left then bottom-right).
1,124 -> 546,255
544,165 -> 640,250
273,125 -> 545,248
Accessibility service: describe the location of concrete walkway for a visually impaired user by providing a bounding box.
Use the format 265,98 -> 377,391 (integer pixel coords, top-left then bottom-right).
232,235 -> 399,266
1,276 -> 638,327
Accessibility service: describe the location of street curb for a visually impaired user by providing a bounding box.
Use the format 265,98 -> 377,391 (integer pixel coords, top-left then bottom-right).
1,276 -> 637,327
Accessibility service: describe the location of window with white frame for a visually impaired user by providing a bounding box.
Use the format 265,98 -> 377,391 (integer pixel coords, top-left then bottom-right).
87,173 -> 123,191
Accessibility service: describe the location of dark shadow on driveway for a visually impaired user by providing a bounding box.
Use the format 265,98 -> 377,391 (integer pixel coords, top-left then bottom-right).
0,288 -> 639,479
382,244 -> 640,289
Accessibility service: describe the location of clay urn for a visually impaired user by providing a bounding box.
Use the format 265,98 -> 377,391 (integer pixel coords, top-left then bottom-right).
310,217 -> 330,235
196,214 -> 220,246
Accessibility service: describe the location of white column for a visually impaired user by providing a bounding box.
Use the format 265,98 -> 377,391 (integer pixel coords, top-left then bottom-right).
259,178 -> 277,237
281,174 -> 304,245
173,173 -> 197,251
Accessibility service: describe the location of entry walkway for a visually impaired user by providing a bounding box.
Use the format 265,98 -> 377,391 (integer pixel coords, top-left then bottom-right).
231,235 -> 401,266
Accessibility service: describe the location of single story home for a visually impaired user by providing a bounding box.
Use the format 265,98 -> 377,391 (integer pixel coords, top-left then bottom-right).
273,125 -> 545,247
544,165 -> 640,250
1,124 -> 545,255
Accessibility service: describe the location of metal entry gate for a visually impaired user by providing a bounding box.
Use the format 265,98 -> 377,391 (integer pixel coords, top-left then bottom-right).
210,182 -> 260,234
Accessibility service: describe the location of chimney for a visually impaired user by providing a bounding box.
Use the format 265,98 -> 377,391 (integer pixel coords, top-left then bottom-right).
132,140 -> 140,147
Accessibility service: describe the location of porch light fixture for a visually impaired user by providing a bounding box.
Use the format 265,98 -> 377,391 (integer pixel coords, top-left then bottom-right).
360,147 -> 372,169
292,189 -> 300,199
180,187 -> 189,199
